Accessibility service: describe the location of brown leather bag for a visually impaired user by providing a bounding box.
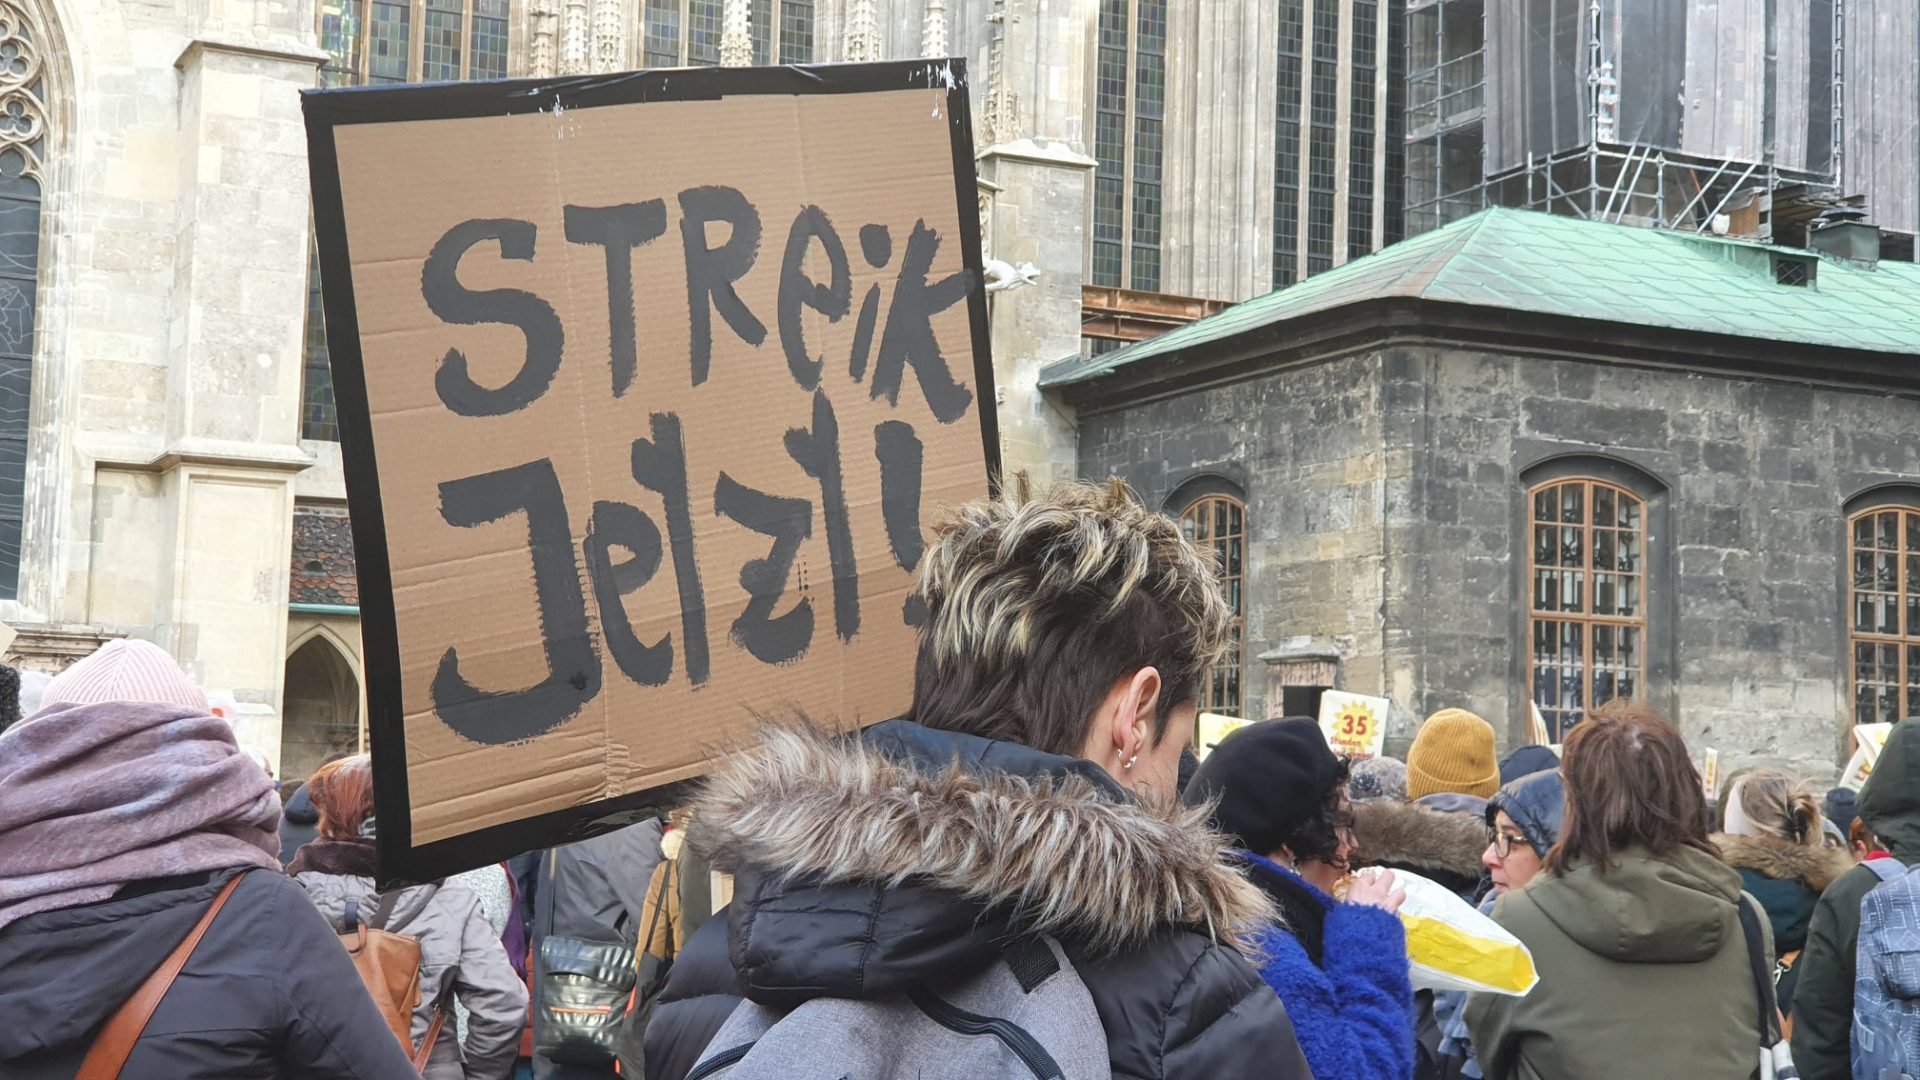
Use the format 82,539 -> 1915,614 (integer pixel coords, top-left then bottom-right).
75,872 -> 246,1080
338,891 -> 446,1072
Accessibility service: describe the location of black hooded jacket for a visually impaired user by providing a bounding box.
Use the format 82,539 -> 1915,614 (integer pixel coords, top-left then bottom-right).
0,867 -> 419,1079
641,720 -> 1314,1080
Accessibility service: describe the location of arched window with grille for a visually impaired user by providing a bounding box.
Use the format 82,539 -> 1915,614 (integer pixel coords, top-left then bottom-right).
1527,476 -> 1648,741
1180,492 -> 1245,716
0,0 -> 48,601
1849,496 -> 1920,725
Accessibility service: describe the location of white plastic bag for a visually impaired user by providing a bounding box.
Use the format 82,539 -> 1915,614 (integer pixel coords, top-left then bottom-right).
1387,869 -> 1538,996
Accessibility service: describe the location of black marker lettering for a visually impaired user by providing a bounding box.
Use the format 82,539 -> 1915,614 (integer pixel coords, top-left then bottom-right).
422,219 -> 565,416
848,284 -> 880,383
876,420 -> 927,626
584,499 -> 672,687
777,205 -> 851,391
785,391 -> 857,641
564,200 -> 668,399
713,472 -> 813,664
430,459 -> 599,743
859,223 -> 893,268
632,413 -> 710,686
678,185 -> 766,385
871,220 -> 975,423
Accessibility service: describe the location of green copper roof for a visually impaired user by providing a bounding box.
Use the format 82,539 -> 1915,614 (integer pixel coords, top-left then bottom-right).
1041,207 -> 1920,388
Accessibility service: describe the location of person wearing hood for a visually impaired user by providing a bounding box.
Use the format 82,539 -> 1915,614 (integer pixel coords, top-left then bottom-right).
1497,745 -> 1558,786
1712,768 -> 1851,1020
1791,716 -> 1920,1080
1435,769 -> 1566,1079
641,480 -> 1313,1080
0,639 -> 418,1079
292,753 -> 528,1080
1185,717 -> 1417,1080
1465,701 -> 1767,1079
1352,790 -> 1491,900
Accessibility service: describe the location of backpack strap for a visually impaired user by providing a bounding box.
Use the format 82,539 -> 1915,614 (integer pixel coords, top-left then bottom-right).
1735,894 -> 1785,1048
76,872 -> 247,1080
1003,936 -> 1060,994
1867,857 -> 1907,884
369,884 -> 438,931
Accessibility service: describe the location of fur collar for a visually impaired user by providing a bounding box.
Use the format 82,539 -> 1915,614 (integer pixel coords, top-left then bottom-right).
1352,798 -> 1488,881
692,724 -> 1276,951
1713,833 -> 1854,895
286,837 -> 377,878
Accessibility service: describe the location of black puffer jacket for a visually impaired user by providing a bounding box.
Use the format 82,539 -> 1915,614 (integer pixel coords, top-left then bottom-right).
0,867 -> 418,1079
641,720 -> 1314,1080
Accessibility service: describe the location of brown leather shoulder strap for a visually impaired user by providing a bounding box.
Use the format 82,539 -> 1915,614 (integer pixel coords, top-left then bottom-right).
75,872 -> 247,1080
412,1000 -> 449,1073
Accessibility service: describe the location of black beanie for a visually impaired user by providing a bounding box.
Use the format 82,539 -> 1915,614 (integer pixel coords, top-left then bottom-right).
1182,717 -> 1343,856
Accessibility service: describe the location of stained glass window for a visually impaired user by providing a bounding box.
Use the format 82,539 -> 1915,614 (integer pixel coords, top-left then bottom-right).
470,0 -> 509,78
1528,479 -> 1647,740
1273,0 -> 1303,288
777,0 -> 812,63
1849,506 -> 1920,725
0,0 -> 40,600
422,0 -> 463,80
1182,495 -> 1246,716
646,0 -> 682,66
303,0 -> 517,444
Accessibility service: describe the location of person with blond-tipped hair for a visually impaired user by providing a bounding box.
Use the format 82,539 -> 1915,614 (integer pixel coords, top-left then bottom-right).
642,478 -> 1313,1080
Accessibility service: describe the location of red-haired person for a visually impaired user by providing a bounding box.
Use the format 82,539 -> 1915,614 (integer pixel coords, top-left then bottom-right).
292,754 -> 528,1080
1464,701 -> 1769,1079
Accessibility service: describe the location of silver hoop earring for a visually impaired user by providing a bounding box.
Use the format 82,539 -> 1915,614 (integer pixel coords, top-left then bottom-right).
1123,754 -> 1138,771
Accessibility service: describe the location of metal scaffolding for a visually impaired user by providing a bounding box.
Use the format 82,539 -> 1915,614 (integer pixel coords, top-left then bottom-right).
1402,0 -> 1888,252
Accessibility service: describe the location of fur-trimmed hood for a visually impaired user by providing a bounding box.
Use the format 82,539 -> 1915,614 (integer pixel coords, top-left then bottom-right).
1713,832 -> 1854,895
693,720 -> 1275,959
1351,797 -> 1488,893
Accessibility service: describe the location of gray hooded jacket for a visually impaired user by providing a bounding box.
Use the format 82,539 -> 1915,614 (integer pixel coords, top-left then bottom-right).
292,838 -> 528,1080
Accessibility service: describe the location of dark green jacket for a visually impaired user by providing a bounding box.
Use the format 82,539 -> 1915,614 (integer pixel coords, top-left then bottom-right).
1790,718 -> 1920,1080
1464,844 -> 1767,1080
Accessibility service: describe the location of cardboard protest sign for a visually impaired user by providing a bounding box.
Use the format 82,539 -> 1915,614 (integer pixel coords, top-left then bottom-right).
1196,712 -> 1250,761
303,62 -> 995,884
1319,690 -> 1389,759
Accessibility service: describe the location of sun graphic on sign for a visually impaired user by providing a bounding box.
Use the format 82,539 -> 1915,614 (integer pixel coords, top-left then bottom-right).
1337,702 -> 1377,736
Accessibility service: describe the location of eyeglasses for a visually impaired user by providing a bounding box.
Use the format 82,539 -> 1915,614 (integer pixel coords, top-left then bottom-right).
1489,829 -> 1529,859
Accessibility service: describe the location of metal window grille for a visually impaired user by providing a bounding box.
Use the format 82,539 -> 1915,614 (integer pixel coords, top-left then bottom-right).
1849,507 -> 1920,725
1181,495 -> 1246,717
1527,478 -> 1648,741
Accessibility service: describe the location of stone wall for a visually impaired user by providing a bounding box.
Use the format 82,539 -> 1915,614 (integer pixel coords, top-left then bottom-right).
1074,341 -> 1920,776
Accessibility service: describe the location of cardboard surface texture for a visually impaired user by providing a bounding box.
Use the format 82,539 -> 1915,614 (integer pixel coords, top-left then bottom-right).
304,62 -> 994,883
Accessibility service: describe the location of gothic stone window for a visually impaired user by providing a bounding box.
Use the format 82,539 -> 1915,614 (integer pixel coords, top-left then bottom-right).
1849,500 -> 1920,725
1090,0 -> 1165,292
0,0 -> 46,599
1528,478 -> 1647,740
304,0 -> 513,441
642,0 -> 813,67
1181,493 -> 1245,716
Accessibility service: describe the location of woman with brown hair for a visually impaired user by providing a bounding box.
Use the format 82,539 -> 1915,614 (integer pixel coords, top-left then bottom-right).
1463,700 -> 1769,1079
1714,768 -> 1851,1021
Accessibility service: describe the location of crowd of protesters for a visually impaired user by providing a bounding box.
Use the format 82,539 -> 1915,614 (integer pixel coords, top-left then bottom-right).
0,478 -> 1915,1079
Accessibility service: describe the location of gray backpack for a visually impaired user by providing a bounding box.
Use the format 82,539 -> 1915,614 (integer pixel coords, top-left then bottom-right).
683,936 -> 1110,1080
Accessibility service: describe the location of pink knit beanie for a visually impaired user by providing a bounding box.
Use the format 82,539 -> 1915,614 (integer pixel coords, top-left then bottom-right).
39,639 -> 208,712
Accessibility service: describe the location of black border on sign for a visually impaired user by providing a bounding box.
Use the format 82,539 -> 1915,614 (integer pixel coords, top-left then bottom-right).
301,60 -> 1000,888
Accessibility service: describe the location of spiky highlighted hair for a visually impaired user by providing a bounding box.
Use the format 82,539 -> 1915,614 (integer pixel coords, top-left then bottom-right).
907,476 -> 1235,758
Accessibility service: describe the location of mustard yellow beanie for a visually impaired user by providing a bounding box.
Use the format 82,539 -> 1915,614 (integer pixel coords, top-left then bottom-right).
1407,708 -> 1500,800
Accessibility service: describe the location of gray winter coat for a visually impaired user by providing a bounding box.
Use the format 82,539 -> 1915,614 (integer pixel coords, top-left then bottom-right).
291,839 -> 527,1080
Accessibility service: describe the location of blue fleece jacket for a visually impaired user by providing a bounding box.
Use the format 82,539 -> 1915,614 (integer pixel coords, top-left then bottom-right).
1243,852 -> 1417,1080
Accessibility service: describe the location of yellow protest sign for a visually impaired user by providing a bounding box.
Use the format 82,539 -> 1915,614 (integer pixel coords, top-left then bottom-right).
1319,690 -> 1389,759
1196,712 -> 1249,761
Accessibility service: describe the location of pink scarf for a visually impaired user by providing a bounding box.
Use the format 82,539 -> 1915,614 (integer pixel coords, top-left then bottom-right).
0,700 -> 283,930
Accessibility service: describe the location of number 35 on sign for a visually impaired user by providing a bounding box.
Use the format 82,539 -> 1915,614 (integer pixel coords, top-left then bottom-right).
1318,690 -> 1390,760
